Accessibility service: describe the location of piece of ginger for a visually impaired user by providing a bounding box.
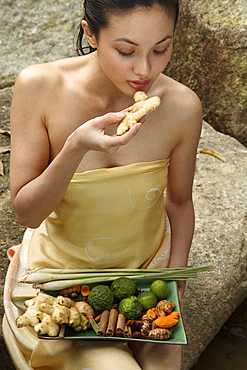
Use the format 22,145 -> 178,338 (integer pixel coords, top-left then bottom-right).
34,312 -> 60,337
16,292 -> 92,334
39,303 -> 71,324
39,302 -> 90,331
16,292 -> 75,328
68,306 -> 90,332
16,293 -> 57,328
117,91 -> 161,136
75,301 -> 95,318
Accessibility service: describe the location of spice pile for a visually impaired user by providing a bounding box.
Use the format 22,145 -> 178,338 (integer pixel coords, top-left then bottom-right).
96,301 -> 180,340
16,278 -> 181,341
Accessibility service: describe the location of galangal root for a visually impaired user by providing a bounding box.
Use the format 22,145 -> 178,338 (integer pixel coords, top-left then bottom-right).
16,292 -> 93,336
117,91 -> 161,135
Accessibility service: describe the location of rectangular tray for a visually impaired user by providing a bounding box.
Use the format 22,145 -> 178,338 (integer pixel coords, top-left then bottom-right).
39,279 -> 187,344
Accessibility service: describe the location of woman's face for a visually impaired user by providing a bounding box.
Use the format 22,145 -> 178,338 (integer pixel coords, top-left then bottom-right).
95,5 -> 175,96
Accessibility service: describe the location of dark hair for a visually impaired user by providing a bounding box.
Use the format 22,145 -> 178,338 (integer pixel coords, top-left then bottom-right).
76,0 -> 179,55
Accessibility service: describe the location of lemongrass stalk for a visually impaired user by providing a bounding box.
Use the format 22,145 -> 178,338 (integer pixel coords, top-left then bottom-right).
88,316 -> 99,334
25,266 -> 207,275
33,267 -> 214,291
18,271 -> 131,284
20,266 -> 214,284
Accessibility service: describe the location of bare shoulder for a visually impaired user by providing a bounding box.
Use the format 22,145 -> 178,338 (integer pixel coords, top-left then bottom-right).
153,74 -> 202,146
11,57 -> 83,128
157,74 -> 202,121
14,58 -> 71,96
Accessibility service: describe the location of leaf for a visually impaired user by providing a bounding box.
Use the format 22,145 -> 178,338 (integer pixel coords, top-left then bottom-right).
199,148 -> 225,162
0,129 -> 11,136
0,146 -> 10,154
0,160 -> 4,176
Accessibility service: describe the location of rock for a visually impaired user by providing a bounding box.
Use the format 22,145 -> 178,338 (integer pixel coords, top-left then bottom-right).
181,122 -> 247,369
166,0 -> 247,146
0,0 -> 81,76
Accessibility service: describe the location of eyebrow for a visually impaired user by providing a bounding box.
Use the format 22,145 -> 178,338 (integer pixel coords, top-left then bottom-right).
115,35 -> 173,46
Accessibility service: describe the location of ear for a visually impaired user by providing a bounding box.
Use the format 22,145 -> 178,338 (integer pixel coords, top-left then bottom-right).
81,20 -> 97,49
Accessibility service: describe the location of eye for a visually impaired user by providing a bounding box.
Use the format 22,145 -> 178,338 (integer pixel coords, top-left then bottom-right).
153,48 -> 168,56
117,50 -> 134,58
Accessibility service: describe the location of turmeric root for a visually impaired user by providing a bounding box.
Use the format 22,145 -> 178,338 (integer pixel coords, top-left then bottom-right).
148,328 -> 173,340
155,300 -> 175,316
58,285 -> 81,297
34,312 -> 60,337
154,311 -> 180,328
117,91 -> 161,135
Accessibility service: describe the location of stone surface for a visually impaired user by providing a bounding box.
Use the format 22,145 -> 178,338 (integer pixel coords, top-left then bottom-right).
0,0 -> 81,76
166,0 -> 247,146
181,122 -> 247,369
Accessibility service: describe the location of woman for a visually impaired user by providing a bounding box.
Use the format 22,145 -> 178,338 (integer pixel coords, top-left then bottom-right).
3,0 -> 202,369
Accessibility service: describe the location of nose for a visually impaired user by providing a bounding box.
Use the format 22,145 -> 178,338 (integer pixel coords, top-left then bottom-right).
132,55 -> 151,78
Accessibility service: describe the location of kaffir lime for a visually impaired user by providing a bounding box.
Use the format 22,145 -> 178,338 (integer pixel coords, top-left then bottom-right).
118,296 -> 143,319
88,285 -> 114,312
137,291 -> 157,310
150,280 -> 169,300
110,277 -> 136,301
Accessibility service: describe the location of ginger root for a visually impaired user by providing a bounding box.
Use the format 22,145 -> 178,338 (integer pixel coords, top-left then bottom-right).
16,293 -> 89,336
16,293 -> 57,328
75,301 -> 95,318
117,91 -> 161,135
39,303 -> 90,331
34,312 -> 60,337
39,303 -> 71,324
68,307 -> 90,332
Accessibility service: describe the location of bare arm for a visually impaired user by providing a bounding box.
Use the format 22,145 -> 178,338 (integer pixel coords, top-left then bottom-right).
165,92 -> 202,299
10,67 -> 141,228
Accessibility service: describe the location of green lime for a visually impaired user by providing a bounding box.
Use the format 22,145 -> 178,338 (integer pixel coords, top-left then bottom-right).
88,285 -> 114,312
137,291 -> 157,310
150,280 -> 169,300
118,296 -> 143,319
110,277 -> 136,301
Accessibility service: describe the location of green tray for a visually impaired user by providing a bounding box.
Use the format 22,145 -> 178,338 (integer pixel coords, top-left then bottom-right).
39,279 -> 187,344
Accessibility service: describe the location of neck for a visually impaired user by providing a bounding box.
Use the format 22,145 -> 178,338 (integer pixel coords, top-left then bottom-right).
82,52 -> 133,110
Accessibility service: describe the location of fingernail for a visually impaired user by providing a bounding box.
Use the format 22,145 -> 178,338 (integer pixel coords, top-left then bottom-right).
116,112 -> 125,118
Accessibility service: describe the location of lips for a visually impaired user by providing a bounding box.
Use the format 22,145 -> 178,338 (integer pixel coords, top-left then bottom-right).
128,80 -> 150,90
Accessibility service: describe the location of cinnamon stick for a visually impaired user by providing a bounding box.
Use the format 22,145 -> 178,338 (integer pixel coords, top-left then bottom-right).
98,310 -> 110,336
94,313 -> 102,323
123,324 -> 132,338
115,314 -> 126,336
106,308 -> 118,336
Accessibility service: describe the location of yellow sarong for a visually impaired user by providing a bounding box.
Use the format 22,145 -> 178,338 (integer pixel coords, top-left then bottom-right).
3,159 -> 181,369
28,159 -> 171,270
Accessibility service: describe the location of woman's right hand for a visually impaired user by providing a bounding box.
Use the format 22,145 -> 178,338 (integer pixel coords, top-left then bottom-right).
70,111 -> 142,155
